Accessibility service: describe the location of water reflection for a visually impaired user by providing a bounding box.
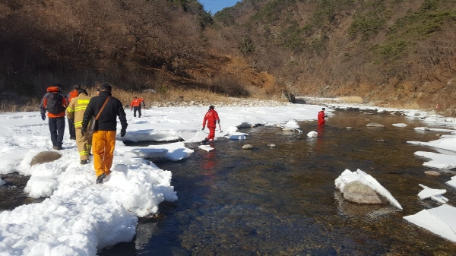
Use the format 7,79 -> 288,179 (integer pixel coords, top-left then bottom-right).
99,110 -> 456,255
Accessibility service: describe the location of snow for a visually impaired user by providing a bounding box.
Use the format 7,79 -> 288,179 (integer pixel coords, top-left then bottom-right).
418,184 -> 448,204
392,123 -> 407,127
0,103 -> 328,255
307,131 -> 318,138
404,205 -> 456,243
335,169 -> 403,210
280,119 -> 303,132
3,98 -> 456,254
199,145 -> 214,152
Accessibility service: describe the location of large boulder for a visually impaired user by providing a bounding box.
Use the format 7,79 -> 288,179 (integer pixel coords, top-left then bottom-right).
30,151 -> 62,166
342,181 -> 385,205
281,90 -> 296,103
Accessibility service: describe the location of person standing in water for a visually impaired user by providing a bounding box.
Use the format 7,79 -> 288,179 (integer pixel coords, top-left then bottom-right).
318,108 -> 326,127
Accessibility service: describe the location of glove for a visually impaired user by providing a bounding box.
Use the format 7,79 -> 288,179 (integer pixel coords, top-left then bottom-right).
41,113 -> 46,121
81,127 -> 86,136
120,128 -> 126,137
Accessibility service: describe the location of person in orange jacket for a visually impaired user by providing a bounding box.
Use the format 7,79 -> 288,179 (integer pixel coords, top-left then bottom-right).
201,105 -> 220,144
66,84 -> 81,140
40,85 -> 68,150
130,96 -> 145,118
318,108 -> 326,127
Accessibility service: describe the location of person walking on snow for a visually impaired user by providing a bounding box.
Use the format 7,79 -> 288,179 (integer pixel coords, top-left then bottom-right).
66,84 -> 81,140
66,89 -> 92,165
201,105 -> 220,144
40,85 -> 68,150
81,83 -> 128,184
318,108 -> 326,127
130,96 -> 145,118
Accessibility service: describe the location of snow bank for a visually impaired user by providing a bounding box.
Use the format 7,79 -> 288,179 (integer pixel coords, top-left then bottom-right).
404,204 -> 456,243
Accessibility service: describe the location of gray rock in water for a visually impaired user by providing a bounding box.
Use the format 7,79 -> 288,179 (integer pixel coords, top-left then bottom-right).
30,151 -> 62,166
366,122 -> 385,127
343,181 -> 384,205
242,144 -> 254,150
424,171 -> 440,177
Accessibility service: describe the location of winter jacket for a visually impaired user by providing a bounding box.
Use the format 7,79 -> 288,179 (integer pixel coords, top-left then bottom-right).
318,110 -> 326,126
39,86 -> 68,118
130,98 -> 145,108
203,109 -> 220,128
66,93 -> 92,128
82,91 -> 127,132
67,89 -> 79,103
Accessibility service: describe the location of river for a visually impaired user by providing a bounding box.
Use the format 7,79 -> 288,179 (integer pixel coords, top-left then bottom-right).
97,109 -> 456,255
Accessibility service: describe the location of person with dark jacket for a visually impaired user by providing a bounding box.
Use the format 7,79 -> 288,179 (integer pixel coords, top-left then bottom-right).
201,105 -> 220,144
81,83 -> 128,184
66,84 -> 81,140
40,85 -> 68,150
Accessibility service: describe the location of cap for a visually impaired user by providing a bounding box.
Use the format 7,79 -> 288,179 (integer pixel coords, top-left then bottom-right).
100,83 -> 112,92
209,105 -> 214,110
78,89 -> 88,95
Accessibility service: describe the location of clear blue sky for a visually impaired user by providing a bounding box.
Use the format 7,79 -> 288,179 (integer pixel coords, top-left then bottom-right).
198,0 -> 241,14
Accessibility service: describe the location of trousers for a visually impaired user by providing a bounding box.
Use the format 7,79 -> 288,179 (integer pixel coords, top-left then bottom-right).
76,127 -> 92,161
48,117 -> 65,147
92,130 -> 116,177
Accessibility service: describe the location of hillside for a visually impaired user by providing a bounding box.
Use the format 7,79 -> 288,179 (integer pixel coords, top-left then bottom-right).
209,0 -> 456,114
0,0 -> 276,109
1,0 -> 456,115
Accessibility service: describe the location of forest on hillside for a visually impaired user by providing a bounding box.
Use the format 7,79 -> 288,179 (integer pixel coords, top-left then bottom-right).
0,0 -> 233,99
1,0 -> 456,113
210,0 -> 456,112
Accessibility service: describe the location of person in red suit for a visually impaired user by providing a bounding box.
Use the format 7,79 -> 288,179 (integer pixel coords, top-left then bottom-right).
318,108 -> 326,127
201,105 -> 220,144
130,96 -> 145,118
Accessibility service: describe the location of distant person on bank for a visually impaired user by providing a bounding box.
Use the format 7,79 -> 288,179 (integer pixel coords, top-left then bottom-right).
82,83 -> 128,184
130,96 -> 145,118
66,84 -> 81,140
201,105 -> 220,144
318,108 -> 326,127
40,85 -> 68,150
66,88 -> 92,165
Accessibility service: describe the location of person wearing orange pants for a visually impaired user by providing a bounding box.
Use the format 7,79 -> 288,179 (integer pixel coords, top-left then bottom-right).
92,130 -> 116,177
82,83 -> 127,184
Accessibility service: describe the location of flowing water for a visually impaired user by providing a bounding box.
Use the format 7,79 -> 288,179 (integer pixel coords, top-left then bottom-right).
99,109 -> 456,255
2,110 -> 456,255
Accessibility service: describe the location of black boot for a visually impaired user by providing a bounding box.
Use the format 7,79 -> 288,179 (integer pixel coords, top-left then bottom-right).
96,173 -> 106,184
201,138 -> 209,145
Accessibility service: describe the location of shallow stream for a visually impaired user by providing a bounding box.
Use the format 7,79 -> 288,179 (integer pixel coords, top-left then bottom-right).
99,109 -> 456,255
2,110 -> 456,255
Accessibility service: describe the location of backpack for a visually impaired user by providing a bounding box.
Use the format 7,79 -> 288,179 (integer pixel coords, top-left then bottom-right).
46,92 -> 65,115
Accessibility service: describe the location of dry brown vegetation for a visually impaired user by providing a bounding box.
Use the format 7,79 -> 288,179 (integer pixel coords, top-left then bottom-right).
1,0 -> 456,115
